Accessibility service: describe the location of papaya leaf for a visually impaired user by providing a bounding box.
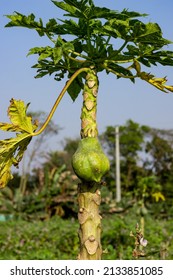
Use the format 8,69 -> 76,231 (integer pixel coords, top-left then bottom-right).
5,12 -> 45,36
52,0 -> 96,19
145,51 -> 173,66
52,0 -> 84,18
67,74 -> 84,101
130,22 -> 171,47
28,46 -> 54,62
45,18 -> 67,35
57,19 -> 85,37
0,99 -> 38,188
138,72 -> 173,93
89,6 -> 119,20
106,63 -> 135,82
53,47 -> 63,64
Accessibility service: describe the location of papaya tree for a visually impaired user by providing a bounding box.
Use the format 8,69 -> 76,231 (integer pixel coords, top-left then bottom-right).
1,0 -> 173,260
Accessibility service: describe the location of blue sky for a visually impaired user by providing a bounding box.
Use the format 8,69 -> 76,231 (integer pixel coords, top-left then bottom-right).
1,0 -> 173,150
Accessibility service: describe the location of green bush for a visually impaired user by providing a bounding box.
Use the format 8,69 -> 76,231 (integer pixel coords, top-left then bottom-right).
0,210 -> 173,260
0,217 -> 79,260
102,209 -> 173,260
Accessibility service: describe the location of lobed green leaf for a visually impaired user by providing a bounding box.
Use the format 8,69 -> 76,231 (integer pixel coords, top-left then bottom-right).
5,12 -> 45,36
67,74 -> 84,101
52,0 -> 84,18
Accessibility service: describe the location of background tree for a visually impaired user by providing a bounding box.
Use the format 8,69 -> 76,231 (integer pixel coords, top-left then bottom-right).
1,0 -> 173,259
102,121 -> 173,214
146,133 -> 173,183
145,129 -> 173,210
102,120 -> 150,195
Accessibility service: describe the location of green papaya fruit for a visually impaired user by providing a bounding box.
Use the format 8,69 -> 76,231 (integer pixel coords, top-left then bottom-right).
72,137 -> 110,183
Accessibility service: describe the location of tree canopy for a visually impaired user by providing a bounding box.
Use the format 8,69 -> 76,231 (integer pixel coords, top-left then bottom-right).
5,0 -> 173,100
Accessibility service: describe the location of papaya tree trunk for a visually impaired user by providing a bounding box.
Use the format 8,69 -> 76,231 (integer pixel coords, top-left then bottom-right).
80,67 -> 98,139
77,182 -> 102,260
77,68 -> 102,260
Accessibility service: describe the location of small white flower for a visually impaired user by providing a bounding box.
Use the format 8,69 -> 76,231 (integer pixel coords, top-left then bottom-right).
140,237 -> 148,247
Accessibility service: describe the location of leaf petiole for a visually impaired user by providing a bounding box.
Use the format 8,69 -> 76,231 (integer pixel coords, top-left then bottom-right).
32,67 -> 90,136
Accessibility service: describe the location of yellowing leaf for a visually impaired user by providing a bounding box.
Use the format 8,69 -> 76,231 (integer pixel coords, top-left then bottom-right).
0,99 -> 38,188
138,71 -> 173,93
9,98 -> 37,133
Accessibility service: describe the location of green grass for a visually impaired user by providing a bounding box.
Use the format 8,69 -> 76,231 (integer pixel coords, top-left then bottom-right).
0,217 -> 79,260
0,210 -> 173,260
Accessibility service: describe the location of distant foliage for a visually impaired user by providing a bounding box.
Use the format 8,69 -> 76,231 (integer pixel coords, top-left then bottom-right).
0,211 -> 173,260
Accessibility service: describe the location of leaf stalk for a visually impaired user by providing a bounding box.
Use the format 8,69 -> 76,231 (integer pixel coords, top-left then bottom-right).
32,67 -> 90,136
